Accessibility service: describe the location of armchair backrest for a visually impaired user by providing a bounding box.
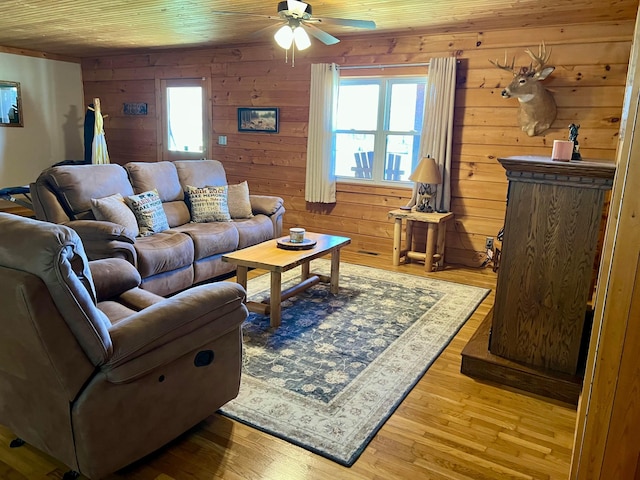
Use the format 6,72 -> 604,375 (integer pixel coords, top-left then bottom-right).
0,214 -> 113,367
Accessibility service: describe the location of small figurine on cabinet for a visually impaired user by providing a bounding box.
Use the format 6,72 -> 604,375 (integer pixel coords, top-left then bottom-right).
568,123 -> 582,161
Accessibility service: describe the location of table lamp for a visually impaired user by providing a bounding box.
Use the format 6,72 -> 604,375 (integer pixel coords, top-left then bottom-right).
409,156 -> 442,213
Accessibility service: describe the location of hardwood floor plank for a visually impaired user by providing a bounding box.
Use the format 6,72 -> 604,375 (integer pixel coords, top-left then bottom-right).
0,253 -> 577,479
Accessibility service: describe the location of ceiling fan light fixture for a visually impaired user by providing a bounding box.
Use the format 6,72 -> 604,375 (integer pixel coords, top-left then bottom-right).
274,24 -> 294,49
293,26 -> 311,50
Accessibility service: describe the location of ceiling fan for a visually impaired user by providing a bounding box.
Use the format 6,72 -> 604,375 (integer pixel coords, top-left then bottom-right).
213,0 -> 376,50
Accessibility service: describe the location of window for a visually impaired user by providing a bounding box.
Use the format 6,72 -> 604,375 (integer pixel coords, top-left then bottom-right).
160,78 -> 209,161
334,76 -> 426,184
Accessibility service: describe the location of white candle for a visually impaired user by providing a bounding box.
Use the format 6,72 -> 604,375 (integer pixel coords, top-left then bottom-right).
290,227 -> 305,243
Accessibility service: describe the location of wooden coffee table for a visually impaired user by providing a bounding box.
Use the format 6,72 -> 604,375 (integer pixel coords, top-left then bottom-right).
222,232 -> 351,328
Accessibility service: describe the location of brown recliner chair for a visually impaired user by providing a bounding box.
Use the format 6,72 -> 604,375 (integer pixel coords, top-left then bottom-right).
0,213 -> 248,479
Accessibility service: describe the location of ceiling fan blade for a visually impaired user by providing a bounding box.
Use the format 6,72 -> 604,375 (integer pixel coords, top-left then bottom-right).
303,23 -> 340,45
312,17 -> 376,29
249,22 -> 283,40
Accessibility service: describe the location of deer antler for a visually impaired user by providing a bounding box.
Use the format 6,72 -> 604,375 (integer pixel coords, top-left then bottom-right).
524,41 -> 552,74
489,51 -> 516,74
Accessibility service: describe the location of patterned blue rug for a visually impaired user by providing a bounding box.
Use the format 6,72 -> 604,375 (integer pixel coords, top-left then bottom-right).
219,260 -> 490,466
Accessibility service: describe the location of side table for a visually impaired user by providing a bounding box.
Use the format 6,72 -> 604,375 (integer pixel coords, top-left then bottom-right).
387,209 -> 454,271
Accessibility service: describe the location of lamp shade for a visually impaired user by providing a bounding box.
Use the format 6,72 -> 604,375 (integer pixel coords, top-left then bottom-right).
409,156 -> 442,184
274,25 -> 294,49
293,26 -> 311,50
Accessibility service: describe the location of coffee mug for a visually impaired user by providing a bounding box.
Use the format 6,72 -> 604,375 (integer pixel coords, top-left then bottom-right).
290,227 -> 305,243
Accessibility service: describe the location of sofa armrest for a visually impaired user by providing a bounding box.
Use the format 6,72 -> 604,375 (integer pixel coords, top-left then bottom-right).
250,195 -> 285,237
102,282 -> 247,383
250,195 -> 284,216
65,219 -> 136,244
89,258 -> 141,302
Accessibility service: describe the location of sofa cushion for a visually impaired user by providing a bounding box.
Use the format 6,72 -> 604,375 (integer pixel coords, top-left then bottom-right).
173,222 -> 239,260
125,161 -> 191,228
133,231 -> 194,278
185,185 -> 231,223
232,215 -> 275,249
174,159 -> 228,189
125,162 -> 183,201
91,193 -> 140,238
227,181 -> 253,219
125,190 -> 169,236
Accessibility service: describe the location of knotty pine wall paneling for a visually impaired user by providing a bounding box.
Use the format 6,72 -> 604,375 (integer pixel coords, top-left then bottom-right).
81,20 -> 633,267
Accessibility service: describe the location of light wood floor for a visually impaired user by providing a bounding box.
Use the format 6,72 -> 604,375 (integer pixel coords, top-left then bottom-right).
0,252 -> 578,480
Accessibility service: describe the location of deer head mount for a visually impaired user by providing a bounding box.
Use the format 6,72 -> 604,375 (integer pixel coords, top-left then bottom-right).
490,42 -> 557,137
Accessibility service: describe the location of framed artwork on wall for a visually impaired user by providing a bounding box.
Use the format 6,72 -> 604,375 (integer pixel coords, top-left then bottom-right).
238,107 -> 279,133
123,102 -> 148,115
0,81 -> 23,127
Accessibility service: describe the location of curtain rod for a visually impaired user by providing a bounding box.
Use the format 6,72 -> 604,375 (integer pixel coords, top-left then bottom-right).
338,60 -> 460,70
338,62 -> 430,70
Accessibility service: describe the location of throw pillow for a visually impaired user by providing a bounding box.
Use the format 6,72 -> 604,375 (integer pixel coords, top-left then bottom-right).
227,181 -> 253,219
90,193 -> 139,239
185,185 -> 231,223
125,189 -> 169,236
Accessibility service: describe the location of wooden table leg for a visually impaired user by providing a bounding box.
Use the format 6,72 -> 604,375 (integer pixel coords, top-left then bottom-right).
270,271 -> 282,327
435,221 -> 447,270
330,249 -> 341,294
392,218 -> 402,266
406,220 -> 414,264
301,261 -> 310,281
424,223 -> 437,272
236,266 -> 248,291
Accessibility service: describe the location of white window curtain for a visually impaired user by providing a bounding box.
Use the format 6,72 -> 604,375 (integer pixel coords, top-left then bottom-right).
305,63 -> 338,203
411,57 -> 457,212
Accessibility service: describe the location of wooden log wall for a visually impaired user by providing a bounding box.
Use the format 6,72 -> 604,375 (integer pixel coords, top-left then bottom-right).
81,20 -> 633,267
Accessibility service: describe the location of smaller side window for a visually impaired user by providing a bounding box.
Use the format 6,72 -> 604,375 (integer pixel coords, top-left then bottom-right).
160,78 -> 209,161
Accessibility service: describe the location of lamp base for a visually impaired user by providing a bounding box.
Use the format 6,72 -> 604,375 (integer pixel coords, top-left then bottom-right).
414,203 -> 434,213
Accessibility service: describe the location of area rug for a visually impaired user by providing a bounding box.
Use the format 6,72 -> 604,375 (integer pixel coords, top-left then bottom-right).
219,260 -> 490,466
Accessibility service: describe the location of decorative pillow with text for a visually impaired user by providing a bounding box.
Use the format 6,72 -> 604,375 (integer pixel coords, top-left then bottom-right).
125,189 -> 169,236
185,185 -> 231,223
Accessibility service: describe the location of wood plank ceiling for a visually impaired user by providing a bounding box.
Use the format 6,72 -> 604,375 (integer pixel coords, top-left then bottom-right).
0,0 -> 637,58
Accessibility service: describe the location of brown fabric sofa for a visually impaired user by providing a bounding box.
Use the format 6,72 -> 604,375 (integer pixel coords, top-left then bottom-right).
0,213 -> 247,479
31,159 -> 285,296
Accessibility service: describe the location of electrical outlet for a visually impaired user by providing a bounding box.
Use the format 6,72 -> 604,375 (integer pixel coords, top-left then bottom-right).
485,237 -> 494,250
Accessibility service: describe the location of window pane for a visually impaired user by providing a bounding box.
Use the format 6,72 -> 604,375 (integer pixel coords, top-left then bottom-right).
167,86 -> 203,152
385,135 -> 420,181
335,133 -> 375,178
336,84 -> 379,130
388,83 -> 425,132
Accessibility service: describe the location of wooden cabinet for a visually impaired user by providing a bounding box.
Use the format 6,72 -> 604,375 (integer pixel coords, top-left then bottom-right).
461,155 -> 615,403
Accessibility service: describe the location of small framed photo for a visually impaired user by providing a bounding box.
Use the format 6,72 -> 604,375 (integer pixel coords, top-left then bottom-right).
238,107 -> 279,133
123,102 -> 148,115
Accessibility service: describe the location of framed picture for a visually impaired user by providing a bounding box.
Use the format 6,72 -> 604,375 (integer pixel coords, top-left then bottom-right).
238,107 -> 279,133
123,102 -> 148,115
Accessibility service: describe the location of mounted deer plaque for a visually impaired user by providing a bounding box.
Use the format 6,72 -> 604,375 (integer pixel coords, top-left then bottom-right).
490,42 -> 557,137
